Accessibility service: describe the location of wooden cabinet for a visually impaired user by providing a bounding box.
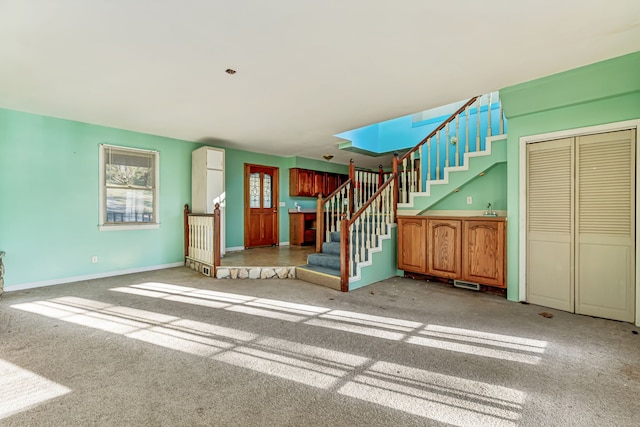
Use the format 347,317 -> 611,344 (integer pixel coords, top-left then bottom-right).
462,219 -> 505,287
427,218 -> 462,279
397,216 -> 506,288
397,217 -> 427,273
326,173 -> 340,196
289,212 -> 316,246
289,168 -> 314,197
289,168 -> 348,197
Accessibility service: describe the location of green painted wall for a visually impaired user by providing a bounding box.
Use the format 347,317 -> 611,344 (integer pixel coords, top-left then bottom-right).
427,162 -> 507,211
219,150 -> 348,248
500,51 -> 640,301
0,108 -> 352,287
0,108 -> 198,288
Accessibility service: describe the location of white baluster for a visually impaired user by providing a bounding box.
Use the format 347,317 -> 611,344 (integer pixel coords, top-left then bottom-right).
360,214 -> 366,263
354,216 -> 360,266
487,92 -> 492,138
476,97 -> 481,152
436,131 -> 441,180
409,151 -> 415,193
349,224 -> 355,277
418,145 -> 423,192
401,157 -> 407,203
426,138 -> 431,183
465,105 -> 470,155
390,183 -> 395,224
445,122 -> 450,167
455,114 -> 460,166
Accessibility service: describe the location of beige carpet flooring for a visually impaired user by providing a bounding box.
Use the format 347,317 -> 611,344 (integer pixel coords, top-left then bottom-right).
1,267 -> 639,426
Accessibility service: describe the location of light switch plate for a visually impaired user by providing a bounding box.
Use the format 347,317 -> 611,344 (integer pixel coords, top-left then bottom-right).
279,201 -> 286,207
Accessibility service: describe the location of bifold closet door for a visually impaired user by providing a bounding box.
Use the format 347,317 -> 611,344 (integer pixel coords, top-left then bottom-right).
575,130 -> 635,322
526,138 -> 574,311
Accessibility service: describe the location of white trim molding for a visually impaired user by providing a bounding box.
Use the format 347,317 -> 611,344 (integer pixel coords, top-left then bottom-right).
518,119 -> 640,326
4,262 -> 184,292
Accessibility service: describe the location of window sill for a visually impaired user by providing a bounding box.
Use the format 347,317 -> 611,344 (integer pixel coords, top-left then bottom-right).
99,223 -> 160,232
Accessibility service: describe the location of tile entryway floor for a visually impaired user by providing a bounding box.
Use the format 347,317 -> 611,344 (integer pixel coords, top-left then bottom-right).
220,245 -> 315,267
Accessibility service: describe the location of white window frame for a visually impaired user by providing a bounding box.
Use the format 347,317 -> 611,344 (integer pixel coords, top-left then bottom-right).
99,144 -> 160,231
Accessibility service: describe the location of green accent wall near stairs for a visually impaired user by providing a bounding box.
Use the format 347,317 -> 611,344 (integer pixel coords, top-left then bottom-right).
397,138 -> 507,214
427,162 -> 507,212
500,50 -> 640,302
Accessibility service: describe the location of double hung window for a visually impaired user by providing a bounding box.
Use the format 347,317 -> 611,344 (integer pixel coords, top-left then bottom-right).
99,144 -> 159,230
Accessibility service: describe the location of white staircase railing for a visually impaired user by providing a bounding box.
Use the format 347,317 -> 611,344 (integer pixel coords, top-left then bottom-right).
395,93 -> 505,204
316,160 -> 385,253
341,174 -> 396,289
184,203 -> 221,274
312,93 -> 505,291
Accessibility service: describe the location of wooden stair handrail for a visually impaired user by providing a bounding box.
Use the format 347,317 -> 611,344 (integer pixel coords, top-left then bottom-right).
397,96 -> 479,164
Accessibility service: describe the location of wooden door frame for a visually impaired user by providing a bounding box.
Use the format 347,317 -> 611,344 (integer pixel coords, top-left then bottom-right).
518,119 -> 640,326
243,163 -> 279,248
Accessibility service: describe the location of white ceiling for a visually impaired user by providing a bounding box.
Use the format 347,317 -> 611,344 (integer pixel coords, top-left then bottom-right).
1,1 -> 639,169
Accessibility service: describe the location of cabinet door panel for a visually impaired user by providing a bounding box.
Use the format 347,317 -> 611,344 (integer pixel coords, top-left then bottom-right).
462,220 -> 505,287
289,168 -> 314,197
326,174 -> 339,196
427,219 -> 462,278
397,217 -> 427,273
313,172 -> 326,196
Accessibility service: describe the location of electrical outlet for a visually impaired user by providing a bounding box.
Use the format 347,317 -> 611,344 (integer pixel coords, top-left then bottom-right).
466,196 -> 473,205
91,256 -> 98,264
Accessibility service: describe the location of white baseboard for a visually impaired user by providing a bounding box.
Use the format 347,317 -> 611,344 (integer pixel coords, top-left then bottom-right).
4,262 -> 185,292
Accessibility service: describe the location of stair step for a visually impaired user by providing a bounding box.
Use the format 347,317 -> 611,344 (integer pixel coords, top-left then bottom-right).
321,241 -> 341,255
307,253 -> 341,270
296,265 -> 341,291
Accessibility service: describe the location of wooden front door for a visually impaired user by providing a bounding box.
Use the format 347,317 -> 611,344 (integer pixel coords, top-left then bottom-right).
244,164 -> 279,248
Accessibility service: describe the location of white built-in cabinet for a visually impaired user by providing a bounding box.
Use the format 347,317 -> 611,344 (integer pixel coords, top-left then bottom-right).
192,147 -> 225,255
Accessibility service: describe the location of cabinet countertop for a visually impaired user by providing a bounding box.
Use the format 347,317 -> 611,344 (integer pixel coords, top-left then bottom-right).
398,215 -> 506,221
288,209 -> 316,214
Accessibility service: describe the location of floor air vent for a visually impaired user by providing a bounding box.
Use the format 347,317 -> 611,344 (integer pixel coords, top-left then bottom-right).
201,266 -> 211,277
453,280 -> 480,291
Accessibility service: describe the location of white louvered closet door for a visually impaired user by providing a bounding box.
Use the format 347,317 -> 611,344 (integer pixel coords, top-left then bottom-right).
527,129 -> 636,322
527,138 -> 574,312
575,130 -> 635,322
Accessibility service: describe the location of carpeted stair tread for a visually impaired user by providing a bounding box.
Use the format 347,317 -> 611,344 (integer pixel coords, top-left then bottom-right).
321,241 -> 341,255
307,253 -> 341,270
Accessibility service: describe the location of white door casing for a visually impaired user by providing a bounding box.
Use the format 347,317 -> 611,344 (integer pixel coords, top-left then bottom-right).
520,120 -> 640,325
